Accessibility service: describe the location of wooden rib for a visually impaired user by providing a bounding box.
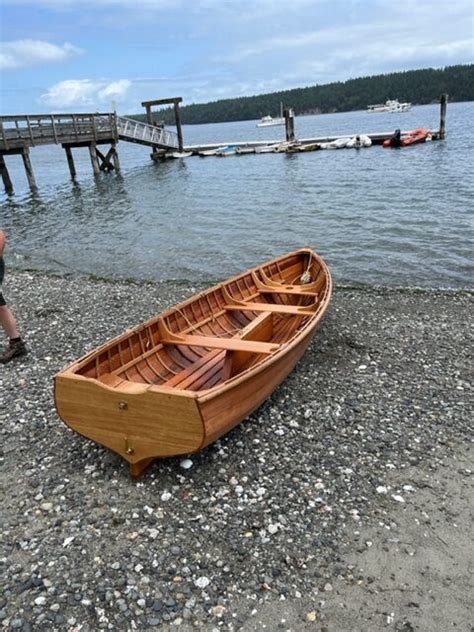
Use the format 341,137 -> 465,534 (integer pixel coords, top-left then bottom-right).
251,271 -> 319,296
165,349 -> 223,388
142,354 -> 169,383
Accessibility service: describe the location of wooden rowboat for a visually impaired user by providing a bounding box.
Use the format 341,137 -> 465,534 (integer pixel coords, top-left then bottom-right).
54,248 -> 332,477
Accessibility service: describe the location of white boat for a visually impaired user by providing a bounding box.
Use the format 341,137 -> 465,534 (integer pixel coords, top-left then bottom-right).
257,115 -> 284,128
235,146 -> 255,155
319,137 -> 351,150
346,134 -> 372,148
169,151 -> 193,158
256,103 -> 285,127
367,99 -> 411,113
255,143 -> 281,153
216,145 -> 237,156
198,148 -> 221,157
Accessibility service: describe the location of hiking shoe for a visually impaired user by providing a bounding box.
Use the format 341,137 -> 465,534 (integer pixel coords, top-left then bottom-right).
0,339 -> 28,364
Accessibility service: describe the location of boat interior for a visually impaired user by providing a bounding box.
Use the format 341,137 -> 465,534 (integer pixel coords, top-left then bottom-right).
74,251 -> 328,392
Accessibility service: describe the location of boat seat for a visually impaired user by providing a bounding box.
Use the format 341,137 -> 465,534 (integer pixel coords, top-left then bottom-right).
161,333 -> 279,354
224,302 -> 316,316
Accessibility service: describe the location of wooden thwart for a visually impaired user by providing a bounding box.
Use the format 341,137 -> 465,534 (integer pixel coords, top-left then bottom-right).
224,302 -> 316,315
159,328 -> 279,354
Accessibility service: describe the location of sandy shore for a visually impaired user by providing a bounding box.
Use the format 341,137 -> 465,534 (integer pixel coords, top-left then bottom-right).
0,270 -> 472,631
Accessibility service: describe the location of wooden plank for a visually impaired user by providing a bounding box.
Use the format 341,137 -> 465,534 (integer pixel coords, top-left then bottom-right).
55,375 -> 204,464
141,97 -> 182,107
165,349 -> 223,389
224,312 -> 274,378
161,333 -> 278,354
224,302 -> 315,316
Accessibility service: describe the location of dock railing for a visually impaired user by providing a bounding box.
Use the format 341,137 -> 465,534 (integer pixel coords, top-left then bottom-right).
116,117 -> 178,148
0,113 -> 118,150
0,112 -> 179,151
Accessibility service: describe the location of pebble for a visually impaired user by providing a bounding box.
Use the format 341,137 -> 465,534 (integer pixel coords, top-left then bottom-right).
392,495 -> 406,503
194,577 -> 210,589
2,272 -> 471,630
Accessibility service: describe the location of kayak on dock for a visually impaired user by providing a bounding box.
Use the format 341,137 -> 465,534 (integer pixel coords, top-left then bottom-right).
54,248 -> 332,478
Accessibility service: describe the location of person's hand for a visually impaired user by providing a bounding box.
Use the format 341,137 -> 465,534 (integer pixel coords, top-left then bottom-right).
0,230 -> 5,257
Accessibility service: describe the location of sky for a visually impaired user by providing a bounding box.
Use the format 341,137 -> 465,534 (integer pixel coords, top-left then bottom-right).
0,0 -> 473,115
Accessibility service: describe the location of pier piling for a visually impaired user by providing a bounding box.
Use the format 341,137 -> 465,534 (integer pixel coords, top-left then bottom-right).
88,143 -> 101,175
284,108 -> 295,142
21,148 -> 37,190
0,154 -> 13,194
64,146 -> 76,178
439,94 -> 448,139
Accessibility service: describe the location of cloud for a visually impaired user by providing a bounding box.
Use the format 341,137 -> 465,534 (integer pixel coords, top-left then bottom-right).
40,79 -> 131,108
0,39 -> 82,70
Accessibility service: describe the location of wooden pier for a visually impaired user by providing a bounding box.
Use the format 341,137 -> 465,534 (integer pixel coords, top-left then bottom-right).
0,95 -> 448,193
0,112 -> 179,193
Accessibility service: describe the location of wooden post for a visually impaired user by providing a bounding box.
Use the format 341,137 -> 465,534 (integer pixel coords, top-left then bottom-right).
439,94 -> 448,139
145,105 -> 154,126
0,154 -> 13,194
111,141 -> 120,171
284,108 -> 295,142
174,100 -> 184,151
64,145 -> 76,178
21,147 -> 37,190
89,143 -> 100,175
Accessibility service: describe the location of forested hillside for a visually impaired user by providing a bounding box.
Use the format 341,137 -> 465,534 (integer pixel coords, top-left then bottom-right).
131,64 -> 473,125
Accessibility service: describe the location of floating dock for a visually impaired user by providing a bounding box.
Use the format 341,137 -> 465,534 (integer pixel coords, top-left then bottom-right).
0,95 -> 448,192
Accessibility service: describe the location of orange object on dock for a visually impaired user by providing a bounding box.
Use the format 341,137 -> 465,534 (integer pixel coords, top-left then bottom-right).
383,128 -> 430,148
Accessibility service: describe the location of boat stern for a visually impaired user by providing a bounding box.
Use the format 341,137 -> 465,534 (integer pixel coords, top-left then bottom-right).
54,372 -> 205,467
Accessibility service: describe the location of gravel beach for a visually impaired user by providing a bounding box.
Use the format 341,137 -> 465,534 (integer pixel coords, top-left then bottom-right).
1,270 -> 472,631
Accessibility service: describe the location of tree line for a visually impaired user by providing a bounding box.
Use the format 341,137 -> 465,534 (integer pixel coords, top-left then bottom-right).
130,64 -> 473,125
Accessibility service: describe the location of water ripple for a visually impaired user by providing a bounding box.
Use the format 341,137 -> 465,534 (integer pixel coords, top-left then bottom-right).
1,102 -> 473,288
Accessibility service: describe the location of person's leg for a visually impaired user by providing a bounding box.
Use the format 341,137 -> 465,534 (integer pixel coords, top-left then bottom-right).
0,304 -> 20,339
0,303 -> 27,364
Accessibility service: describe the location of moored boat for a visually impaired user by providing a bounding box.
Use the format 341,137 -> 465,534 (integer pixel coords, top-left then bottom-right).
319,137 -> 350,150
285,142 -> 320,153
216,145 -> 237,156
367,99 -> 411,113
55,248 -> 332,477
235,146 -> 255,155
346,135 -> 372,148
256,103 -> 285,127
198,148 -> 221,157
383,128 -> 430,148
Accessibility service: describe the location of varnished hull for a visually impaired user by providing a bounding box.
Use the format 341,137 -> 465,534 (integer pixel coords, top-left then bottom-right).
54,248 -> 332,476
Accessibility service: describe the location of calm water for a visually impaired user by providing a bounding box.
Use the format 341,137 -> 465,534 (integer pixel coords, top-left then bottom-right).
1,102 -> 473,289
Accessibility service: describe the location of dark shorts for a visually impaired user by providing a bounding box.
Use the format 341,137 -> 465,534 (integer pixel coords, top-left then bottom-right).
0,257 -> 6,306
